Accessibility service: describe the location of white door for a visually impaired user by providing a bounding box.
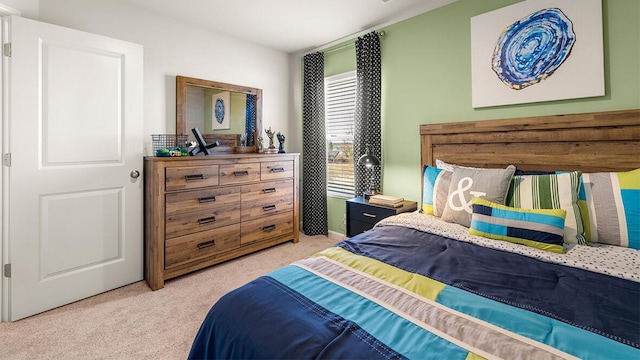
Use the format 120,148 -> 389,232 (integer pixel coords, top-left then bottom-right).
7,16 -> 143,321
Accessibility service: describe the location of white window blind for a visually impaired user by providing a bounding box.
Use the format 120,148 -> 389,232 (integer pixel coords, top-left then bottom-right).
325,71 -> 356,198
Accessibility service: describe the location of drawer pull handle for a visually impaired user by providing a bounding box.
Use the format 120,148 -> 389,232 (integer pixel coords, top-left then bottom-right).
263,204 -> 276,211
262,224 -> 276,232
263,188 -> 276,194
185,174 -> 205,181
270,167 -> 285,173
198,216 -> 216,225
363,212 -> 377,218
233,170 -> 249,176
198,196 -> 216,203
197,240 -> 216,250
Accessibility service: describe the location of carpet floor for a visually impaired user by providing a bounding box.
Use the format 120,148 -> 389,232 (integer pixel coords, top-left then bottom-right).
0,233 -> 340,359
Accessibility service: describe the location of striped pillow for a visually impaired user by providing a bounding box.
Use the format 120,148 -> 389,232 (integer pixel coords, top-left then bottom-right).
421,165 -> 452,216
581,169 -> 640,249
469,197 -> 566,254
506,171 -> 586,245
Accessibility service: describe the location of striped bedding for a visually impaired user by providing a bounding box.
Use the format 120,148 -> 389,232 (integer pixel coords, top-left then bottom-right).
188,214 -> 640,360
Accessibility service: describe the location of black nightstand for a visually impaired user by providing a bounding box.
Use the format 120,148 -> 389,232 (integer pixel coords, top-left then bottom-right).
346,197 -> 418,237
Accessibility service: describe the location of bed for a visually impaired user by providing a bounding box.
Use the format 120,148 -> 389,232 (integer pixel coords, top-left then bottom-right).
188,109 -> 640,360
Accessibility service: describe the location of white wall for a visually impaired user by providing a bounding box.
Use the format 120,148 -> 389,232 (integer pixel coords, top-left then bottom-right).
34,0 -> 294,152
1,0 -> 297,321
0,0 -> 36,18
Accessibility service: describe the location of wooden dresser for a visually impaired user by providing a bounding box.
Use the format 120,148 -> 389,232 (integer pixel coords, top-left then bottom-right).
144,153 -> 299,290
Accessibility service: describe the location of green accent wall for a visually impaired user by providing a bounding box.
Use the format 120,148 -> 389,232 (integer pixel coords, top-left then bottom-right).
322,0 -> 640,234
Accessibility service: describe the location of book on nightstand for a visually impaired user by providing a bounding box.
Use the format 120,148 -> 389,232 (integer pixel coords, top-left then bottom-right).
368,194 -> 404,208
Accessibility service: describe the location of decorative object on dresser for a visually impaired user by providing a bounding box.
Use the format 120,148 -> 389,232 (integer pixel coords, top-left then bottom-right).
276,132 -> 285,153
264,127 -> 278,154
144,153 -> 299,290
189,127 -> 220,156
257,136 -> 264,153
346,197 -> 417,237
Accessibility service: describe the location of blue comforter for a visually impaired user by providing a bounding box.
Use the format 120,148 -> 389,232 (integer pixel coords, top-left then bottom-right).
189,225 -> 640,359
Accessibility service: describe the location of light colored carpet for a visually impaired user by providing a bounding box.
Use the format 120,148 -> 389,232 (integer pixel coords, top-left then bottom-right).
0,233 -> 341,360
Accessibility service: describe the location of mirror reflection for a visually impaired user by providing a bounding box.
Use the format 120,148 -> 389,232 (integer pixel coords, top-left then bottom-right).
176,76 -> 262,153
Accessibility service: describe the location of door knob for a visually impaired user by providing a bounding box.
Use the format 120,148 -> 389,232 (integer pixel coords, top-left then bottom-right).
130,170 -> 140,179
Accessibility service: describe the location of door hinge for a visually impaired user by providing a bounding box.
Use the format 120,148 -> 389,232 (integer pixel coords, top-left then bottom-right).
3,153 -> 10,167
3,264 -> 10,278
3,43 -> 11,57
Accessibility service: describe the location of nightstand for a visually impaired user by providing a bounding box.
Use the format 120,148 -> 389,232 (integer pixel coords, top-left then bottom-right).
346,197 -> 418,237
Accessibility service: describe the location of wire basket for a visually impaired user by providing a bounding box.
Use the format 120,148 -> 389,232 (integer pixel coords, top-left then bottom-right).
151,134 -> 189,156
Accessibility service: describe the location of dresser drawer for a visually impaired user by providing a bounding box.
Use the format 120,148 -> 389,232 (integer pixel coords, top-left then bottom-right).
165,224 -> 240,269
219,163 -> 260,185
166,201 -> 241,239
166,165 -> 219,191
166,186 -> 240,215
261,161 -> 294,181
241,211 -> 294,245
240,179 -> 293,219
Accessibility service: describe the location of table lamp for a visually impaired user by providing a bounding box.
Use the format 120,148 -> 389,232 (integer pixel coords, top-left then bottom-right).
357,149 -> 380,199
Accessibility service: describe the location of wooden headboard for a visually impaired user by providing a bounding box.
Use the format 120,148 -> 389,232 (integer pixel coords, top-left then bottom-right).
420,109 -> 640,174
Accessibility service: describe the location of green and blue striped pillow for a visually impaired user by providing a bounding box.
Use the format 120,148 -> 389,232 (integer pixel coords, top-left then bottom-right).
506,171 -> 585,245
580,169 -> 640,249
469,197 -> 567,254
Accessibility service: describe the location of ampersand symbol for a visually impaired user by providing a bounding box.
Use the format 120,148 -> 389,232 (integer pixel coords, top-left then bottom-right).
448,177 -> 487,214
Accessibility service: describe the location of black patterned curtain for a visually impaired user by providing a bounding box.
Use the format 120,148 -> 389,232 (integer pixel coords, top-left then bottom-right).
245,94 -> 256,146
302,52 -> 328,236
354,32 -> 382,198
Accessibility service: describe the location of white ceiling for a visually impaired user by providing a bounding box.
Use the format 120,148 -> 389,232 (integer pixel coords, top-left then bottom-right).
114,0 -> 457,53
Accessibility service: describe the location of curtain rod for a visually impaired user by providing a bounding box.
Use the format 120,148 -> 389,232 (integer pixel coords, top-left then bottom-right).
305,30 -> 386,56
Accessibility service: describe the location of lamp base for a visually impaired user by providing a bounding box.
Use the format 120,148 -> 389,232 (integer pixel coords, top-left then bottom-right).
363,189 -> 380,200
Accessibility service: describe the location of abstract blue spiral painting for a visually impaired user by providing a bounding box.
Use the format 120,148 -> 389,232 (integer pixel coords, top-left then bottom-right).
214,98 -> 225,124
470,0 -> 604,108
211,91 -> 231,130
492,8 -> 575,90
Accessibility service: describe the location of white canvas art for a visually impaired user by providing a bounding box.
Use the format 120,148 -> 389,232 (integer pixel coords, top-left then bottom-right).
470,0 -> 604,108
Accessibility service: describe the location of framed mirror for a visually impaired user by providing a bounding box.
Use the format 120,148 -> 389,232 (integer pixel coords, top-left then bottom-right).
176,75 -> 262,153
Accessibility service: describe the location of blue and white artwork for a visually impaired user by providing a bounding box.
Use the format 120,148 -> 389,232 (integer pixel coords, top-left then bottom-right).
492,8 -> 575,90
471,0 -> 604,108
211,91 -> 231,130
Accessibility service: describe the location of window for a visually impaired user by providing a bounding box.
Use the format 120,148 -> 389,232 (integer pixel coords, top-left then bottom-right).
325,71 -> 356,198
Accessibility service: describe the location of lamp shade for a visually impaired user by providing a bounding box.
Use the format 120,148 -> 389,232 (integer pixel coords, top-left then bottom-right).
357,153 -> 380,168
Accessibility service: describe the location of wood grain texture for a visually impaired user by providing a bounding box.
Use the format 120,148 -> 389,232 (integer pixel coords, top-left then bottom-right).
165,165 -> 219,191
240,179 -> 294,219
165,224 -> 241,269
144,153 -> 300,290
219,163 -> 261,185
420,109 -> 640,173
176,75 -> 263,153
260,160 -> 294,181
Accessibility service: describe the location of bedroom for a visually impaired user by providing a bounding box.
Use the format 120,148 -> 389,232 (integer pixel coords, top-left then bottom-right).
0,0 -> 639,358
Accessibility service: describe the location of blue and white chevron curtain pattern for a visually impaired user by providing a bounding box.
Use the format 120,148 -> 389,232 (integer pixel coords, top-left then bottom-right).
302,52 -> 328,236
245,94 -> 256,146
354,32 -> 382,198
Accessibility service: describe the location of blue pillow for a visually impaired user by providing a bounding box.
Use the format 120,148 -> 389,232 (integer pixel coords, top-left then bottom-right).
469,197 -> 567,254
421,165 -> 451,216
